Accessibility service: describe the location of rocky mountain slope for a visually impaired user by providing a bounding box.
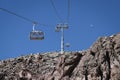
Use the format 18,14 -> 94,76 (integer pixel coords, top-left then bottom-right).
0,33 -> 120,80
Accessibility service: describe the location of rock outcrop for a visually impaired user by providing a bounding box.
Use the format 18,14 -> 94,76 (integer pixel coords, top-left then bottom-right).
0,33 -> 120,80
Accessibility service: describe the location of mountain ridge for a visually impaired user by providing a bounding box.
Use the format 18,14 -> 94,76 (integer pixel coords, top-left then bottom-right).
0,33 -> 120,80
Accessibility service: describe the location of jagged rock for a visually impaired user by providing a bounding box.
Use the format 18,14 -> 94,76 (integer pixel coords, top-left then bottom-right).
0,33 -> 120,80
0,72 -> 6,80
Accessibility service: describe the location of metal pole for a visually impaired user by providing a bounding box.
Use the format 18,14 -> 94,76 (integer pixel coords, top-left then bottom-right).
61,27 -> 64,54
55,23 -> 68,54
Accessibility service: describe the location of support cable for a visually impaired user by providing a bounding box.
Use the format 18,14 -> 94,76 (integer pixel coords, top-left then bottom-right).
0,7 -> 48,27
67,0 -> 70,23
50,0 -> 64,23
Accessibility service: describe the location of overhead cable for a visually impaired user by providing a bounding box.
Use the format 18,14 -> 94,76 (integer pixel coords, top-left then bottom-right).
50,0 -> 64,23
67,0 -> 70,23
0,7 -> 48,26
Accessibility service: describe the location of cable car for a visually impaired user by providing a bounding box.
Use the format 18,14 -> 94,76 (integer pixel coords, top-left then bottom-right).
66,43 -> 70,47
30,30 -> 44,40
29,23 -> 44,40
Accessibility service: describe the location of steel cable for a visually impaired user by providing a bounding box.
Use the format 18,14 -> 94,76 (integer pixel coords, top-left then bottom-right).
67,0 -> 70,23
50,0 -> 64,23
0,7 -> 48,27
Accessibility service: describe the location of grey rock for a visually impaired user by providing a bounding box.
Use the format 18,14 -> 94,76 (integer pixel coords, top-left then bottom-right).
0,33 -> 120,80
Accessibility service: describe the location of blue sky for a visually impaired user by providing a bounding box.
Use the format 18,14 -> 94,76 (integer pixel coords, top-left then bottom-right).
0,0 -> 120,60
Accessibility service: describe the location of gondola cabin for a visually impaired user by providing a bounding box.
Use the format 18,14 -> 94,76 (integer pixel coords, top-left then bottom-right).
30,30 -> 44,40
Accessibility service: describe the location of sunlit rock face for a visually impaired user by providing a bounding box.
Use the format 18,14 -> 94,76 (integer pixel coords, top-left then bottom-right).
0,33 -> 120,80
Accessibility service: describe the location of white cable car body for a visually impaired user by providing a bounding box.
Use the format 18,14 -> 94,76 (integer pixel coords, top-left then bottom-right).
30,30 -> 44,40
30,23 -> 44,40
